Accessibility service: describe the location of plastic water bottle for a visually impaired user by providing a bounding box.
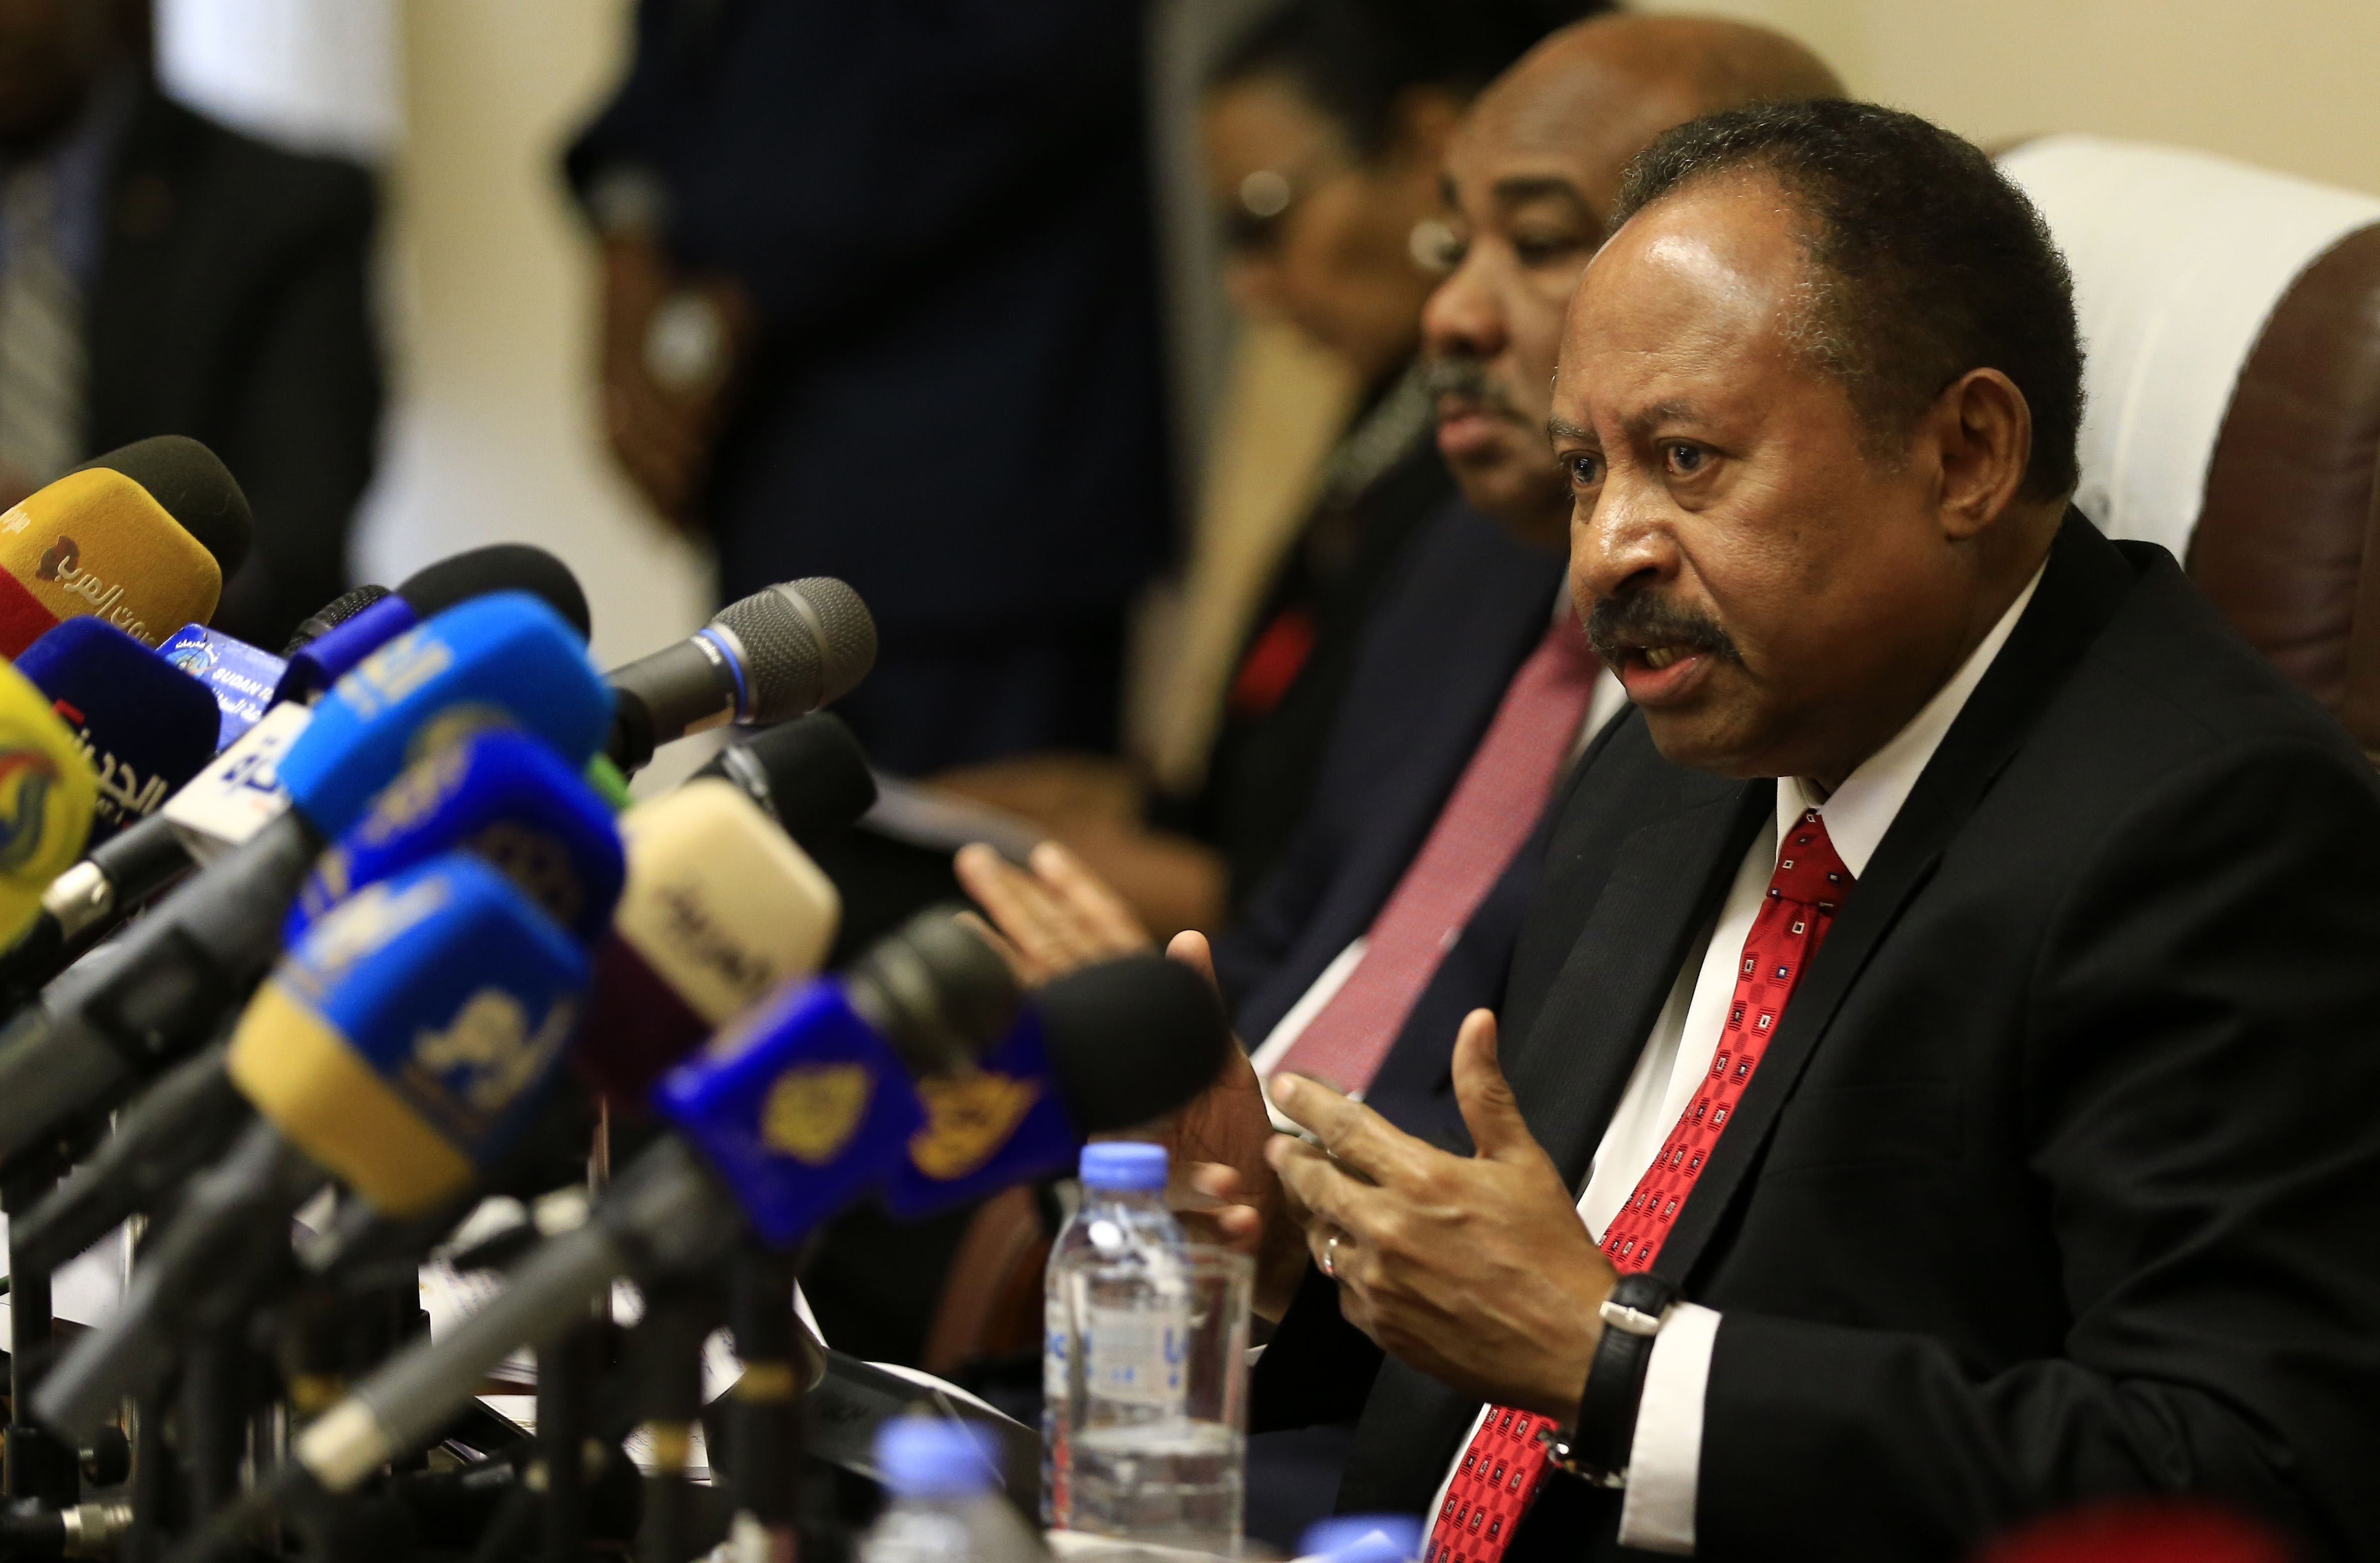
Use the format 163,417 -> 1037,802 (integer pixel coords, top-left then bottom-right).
1302,1515 -> 1426,1563
857,1416 -> 1042,1563
1045,1141 -> 1239,1550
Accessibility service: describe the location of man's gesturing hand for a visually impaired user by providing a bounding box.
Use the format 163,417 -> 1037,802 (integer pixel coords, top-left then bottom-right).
1267,1008 -> 1616,1419
954,840 -> 1155,986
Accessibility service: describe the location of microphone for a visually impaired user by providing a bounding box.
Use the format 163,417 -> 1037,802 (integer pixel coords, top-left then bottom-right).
287,726 -> 627,948
0,623 -> 219,997
0,438 -> 247,656
0,592 -> 609,1173
575,777 -> 841,1106
277,543 -> 595,708
34,851 -> 595,1440
7,730 -> 627,1277
260,911 -> 1016,1500
165,548 -> 592,754
285,584 -> 392,654
604,578 -> 877,773
74,433 -> 253,578
261,943 -> 1234,1514
881,952 -> 1230,1217
22,548 -> 603,984
0,658 -> 97,949
693,711 -> 878,852
17,619 -> 221,842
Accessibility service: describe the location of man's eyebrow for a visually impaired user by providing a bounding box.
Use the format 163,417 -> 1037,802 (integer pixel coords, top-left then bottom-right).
1491,175 -> 1592,212
1622,399 -> 1705,440
1546,416 -> 1593,445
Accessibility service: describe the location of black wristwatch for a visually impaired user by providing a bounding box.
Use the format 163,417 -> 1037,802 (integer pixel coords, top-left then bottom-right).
1543,1273 -> 1679,1489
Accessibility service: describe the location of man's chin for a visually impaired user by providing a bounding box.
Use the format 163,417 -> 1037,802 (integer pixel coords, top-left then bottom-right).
1636,700 -> 1777,782
1451,463 -> 1569,551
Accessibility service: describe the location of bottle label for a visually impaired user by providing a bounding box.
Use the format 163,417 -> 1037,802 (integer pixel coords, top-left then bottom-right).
1084,1304 -> 1187,1407
1043,1288 -> 1070,1528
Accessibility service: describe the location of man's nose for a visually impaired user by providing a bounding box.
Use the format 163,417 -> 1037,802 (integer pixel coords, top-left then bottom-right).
1421,255 -> 1506,363
1572,465 -> 1675,603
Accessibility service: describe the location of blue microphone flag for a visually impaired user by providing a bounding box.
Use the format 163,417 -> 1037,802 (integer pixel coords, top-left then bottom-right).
286,728 -> 626,947
655,976 -> 927,1248
228,853 -> 589,1215
877,1012 -> 1078,1218
20,617 -> 220,840
276,592 -> 610,841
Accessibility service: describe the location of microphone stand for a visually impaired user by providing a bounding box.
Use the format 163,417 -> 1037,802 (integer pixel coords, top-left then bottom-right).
724,1243 -> 806,1563
176,1325 -> 248,1524
537,1317 -> 597,1563
633,1277 -> 720,1563
4,1144 -> 80,1507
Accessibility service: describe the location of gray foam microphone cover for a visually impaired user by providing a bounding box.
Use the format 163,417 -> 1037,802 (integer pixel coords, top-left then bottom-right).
713,577 -> 878,724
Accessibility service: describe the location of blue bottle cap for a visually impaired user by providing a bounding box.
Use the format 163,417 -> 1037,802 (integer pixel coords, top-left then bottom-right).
1079,1141 -> 1167,1191
1301,1515 -> 1426,1563
874,1416 -> 995,1499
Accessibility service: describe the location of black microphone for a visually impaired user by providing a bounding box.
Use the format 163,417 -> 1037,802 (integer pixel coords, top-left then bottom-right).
283,584 -> 392,654
693,711 -> 878,852
604,578 -> 877,773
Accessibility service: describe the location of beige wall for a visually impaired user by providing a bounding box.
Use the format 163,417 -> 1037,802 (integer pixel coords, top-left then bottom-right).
359,1 -> 714,738
1641,0 -> 2380,197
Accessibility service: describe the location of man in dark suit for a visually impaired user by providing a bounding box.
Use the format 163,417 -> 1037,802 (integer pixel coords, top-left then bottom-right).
1196,101 -> 2380,1559
567,0 -> 1172,776
0,0 -> 381,648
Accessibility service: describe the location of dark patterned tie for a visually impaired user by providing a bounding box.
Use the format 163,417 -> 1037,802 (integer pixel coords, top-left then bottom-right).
1423,809 -> 1854,1563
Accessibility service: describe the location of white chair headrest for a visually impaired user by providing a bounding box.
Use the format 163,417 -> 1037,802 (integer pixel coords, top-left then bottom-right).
1997,134 -> 2380,559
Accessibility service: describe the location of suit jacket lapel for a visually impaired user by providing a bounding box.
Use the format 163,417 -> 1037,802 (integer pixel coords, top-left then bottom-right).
1652,511 -> 2138,1283
1341,729 -> 1762,1513
1510,778 -> 1773,1186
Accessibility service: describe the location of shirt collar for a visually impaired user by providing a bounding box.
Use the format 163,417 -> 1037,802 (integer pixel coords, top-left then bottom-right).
1778,559 -> 2047,877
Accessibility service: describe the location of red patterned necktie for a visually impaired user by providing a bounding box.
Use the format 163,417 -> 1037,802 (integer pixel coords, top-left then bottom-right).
1275,614 -> 1600,1093
1424,808 -> 1853,1563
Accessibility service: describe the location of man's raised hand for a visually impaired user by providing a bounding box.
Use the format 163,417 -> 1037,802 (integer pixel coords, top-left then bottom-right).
1265,1008 -> 1617,1417
954,839 -> 1155,986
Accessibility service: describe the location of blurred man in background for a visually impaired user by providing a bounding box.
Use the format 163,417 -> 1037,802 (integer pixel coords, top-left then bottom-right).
969,13 -> 1844,1086
0,0 -> 381,646
939,0 -> 1607,940
569,1 -> 1172,777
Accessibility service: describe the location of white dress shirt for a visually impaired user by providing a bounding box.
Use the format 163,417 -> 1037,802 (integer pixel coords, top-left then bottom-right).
1424,563 -> 2045,1555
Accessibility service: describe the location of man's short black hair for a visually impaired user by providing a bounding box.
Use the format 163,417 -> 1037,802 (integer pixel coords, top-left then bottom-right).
1212,0 -> 1613,160
1609,99 -> 2084,501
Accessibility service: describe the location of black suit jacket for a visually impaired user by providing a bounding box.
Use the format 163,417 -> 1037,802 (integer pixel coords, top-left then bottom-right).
1258,514 -> 2380,1559
1215,497 -> 1566,1059
91,87 -> 382,649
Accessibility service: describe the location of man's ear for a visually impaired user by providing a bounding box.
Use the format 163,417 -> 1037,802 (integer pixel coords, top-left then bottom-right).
1930,367 -> 2033,542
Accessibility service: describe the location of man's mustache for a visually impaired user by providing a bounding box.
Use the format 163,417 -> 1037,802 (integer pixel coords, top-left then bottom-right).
1584,592 -> 1741,666
1422,354 -> 1522,418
